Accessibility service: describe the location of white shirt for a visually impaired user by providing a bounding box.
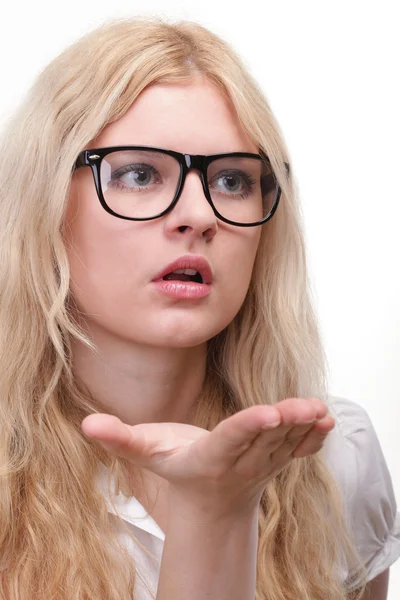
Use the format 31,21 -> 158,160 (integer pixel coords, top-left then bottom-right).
95,395 -> 400,599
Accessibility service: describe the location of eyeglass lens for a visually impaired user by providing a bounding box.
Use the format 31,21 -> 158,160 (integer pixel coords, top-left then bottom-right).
99,150 -> 278,224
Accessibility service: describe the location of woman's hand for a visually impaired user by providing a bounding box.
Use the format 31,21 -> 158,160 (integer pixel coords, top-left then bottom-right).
81,397 -> 335,518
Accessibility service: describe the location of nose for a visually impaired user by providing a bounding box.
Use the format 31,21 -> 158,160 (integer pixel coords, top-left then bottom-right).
163,169 -> 218,242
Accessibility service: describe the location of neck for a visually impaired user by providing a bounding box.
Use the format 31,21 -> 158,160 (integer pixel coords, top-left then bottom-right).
71,322 -> 207,427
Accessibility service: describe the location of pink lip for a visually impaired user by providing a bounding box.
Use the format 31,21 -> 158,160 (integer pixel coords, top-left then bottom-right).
152,254 -> 213,284
151,254 -> 213,300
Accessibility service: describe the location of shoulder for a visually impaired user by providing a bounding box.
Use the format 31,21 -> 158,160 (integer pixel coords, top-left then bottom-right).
321,394 -> 376,494
321,394 -> 400,588
326,394 -> 372,436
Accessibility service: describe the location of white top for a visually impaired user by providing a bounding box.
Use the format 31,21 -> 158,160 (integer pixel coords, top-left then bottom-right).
95,395 -> 400,599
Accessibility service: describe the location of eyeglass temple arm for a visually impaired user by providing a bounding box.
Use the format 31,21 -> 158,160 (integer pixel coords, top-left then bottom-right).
74,152 -> 88,170
258,148 -> 290,177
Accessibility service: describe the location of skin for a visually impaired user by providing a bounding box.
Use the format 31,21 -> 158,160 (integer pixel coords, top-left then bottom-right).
65,77 -> 263,428
66,77 -> 389,600
65,76 -> 335,517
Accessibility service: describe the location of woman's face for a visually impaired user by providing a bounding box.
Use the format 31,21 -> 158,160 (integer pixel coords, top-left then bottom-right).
65,79 -> 262,348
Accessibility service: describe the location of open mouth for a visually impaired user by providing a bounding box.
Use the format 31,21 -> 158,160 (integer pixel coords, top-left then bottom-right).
162,269 -> 203,283
153,255 -> 213,286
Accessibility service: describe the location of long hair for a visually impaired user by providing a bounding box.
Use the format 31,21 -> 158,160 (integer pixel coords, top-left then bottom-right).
0,16 -> 368,599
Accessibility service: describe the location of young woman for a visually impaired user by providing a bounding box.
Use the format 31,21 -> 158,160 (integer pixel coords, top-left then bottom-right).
0,16 -> 398,600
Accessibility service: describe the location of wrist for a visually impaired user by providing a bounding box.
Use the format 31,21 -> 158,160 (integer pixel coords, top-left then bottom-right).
167,487 -> 261,529
158,488 -> 260,600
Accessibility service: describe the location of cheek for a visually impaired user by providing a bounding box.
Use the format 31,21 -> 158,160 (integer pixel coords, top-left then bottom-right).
63,183 -> 142,316
219,229 -> 261,310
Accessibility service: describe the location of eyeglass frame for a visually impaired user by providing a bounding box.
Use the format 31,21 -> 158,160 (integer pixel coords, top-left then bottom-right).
73,145 -> 290,227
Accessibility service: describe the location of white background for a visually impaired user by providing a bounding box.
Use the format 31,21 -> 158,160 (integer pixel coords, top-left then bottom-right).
0,1 -> 399,596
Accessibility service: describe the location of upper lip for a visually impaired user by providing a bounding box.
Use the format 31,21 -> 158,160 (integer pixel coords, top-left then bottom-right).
152,254 -> 213,284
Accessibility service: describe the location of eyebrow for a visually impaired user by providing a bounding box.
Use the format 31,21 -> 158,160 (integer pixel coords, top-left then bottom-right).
112,149 -> 169,160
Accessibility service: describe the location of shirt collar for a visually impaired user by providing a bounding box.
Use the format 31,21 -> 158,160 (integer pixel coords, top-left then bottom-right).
95,463 -> 166,542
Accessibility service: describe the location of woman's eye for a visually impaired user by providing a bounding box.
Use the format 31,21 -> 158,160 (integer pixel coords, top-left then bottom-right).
210,170 -> 255,196
111,164 -> 160,189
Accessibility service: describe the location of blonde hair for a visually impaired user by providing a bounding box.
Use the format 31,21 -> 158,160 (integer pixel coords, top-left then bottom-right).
0,16 -> 368,599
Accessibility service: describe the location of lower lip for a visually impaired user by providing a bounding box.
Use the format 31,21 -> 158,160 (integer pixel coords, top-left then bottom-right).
152,280 -> 212,299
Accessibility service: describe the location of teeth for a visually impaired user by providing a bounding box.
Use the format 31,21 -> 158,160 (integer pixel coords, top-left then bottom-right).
172,268 -> 198,276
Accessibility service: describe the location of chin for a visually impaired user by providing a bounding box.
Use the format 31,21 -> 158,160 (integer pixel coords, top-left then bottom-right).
148,329 -> 217,349
143,316 -> 233,349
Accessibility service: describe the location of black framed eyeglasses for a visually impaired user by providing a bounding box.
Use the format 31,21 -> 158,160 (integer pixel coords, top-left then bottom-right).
73,145 -> 289,227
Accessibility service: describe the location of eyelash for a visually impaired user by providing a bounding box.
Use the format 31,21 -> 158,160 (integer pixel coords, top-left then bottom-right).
110,165 -> 257,199
111,164 -> 159,188
210,171 -> 256,199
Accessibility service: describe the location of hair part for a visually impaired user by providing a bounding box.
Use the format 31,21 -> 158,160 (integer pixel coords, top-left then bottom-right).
0,16 -> 368,599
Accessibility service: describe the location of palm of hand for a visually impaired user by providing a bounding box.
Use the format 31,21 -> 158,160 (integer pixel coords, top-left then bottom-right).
82,397 -> 334,512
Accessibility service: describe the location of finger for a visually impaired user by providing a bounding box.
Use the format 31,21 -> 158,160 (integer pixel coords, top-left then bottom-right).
306,397 -> 330,419
200,405 -> 283,469
235,411 -> 335,477
201,399 -> 321,470
278,415 -> 332,450
291,415 -> 335,458
276,414 -> 335,460
81,414 -> 148,460
234,419 -> 317,476
274,397 -> 326,425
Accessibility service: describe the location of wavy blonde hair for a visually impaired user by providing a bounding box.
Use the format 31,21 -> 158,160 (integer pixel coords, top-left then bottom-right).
0,16 -> 368,600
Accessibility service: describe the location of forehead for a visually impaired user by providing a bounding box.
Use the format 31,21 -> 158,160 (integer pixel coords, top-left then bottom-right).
91,80 -> 258,155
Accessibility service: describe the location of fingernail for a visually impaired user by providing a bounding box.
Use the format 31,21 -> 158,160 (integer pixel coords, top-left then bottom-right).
261,420 -> 281,429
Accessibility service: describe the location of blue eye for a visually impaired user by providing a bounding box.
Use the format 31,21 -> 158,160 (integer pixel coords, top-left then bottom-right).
210,170 -> 256,199
110,164 -> 161,190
